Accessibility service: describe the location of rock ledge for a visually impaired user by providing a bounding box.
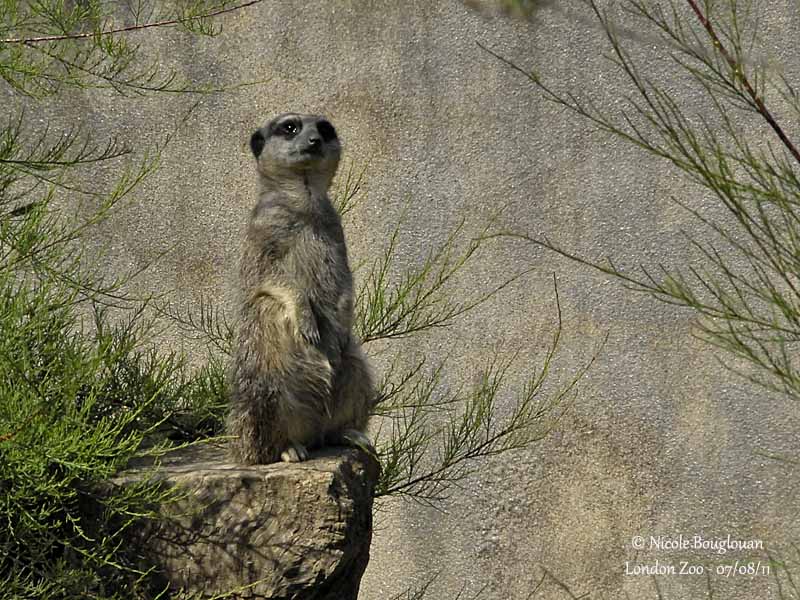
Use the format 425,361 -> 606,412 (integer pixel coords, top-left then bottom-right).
114,444 -> 378,599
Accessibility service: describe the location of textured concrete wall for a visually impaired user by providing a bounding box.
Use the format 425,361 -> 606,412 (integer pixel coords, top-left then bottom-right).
11,1 -> 800,598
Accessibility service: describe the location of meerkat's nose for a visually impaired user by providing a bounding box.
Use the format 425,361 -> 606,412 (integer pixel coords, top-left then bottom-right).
307,135 -> 321,148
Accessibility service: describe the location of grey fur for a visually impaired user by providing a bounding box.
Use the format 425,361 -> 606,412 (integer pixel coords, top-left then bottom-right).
227,113 -> 374,464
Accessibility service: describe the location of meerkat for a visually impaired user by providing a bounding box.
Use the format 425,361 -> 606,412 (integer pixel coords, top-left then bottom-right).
227,113 -> 375,465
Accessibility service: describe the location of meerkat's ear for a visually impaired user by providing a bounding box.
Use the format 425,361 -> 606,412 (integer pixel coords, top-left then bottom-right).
250,130 -> 266,158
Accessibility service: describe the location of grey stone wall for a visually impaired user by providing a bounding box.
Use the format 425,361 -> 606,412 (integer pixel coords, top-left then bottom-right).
12,1 -> 800,598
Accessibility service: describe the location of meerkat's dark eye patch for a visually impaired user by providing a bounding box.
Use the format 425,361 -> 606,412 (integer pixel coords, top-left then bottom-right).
250,130 -> 265,158
277,119 -> 301,138
317,120 -> 337,143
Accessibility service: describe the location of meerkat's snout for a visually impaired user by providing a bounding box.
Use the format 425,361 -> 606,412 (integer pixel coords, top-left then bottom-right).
297,127 -> 323,156
304,132 -> 322,154
295,119 -> 337,157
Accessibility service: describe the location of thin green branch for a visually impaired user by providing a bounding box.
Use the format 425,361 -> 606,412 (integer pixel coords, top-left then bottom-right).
1,0 -> 265,44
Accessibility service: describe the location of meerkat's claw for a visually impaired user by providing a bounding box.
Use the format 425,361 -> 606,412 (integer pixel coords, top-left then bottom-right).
297,324 -> 320,347
296,312 -> 320,346
280,442 -> 309,462
301,328 -> 320,346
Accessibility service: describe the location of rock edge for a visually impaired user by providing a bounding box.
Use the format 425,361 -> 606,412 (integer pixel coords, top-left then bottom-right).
109,445 -> 379,599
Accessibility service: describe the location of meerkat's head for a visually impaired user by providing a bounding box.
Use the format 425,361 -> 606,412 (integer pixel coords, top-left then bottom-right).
250,113 -> 341,191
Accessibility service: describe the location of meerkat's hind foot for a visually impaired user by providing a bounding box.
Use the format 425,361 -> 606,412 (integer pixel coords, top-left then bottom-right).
330,429 -> 377,460
280,442 -> 309,463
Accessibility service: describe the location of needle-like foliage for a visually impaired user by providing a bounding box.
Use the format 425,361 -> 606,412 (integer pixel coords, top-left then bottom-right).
0,2 -> 263,598
482,0 -> 800,595
486,0 -> 800,401
372,277 -> 600,505
0,0 -> 264,97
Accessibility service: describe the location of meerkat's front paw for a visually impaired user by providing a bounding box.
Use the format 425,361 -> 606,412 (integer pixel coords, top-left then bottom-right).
280,442 -> 309,463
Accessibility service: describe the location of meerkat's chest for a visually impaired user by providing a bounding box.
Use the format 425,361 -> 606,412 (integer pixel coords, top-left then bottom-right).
295,224 -> 350,279
247,197 -> 351,293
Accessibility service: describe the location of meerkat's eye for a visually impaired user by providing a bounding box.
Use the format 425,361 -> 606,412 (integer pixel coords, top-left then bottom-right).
317,120 -> 337,143
278,120 -> 300,137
